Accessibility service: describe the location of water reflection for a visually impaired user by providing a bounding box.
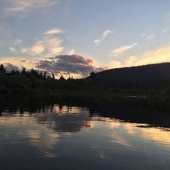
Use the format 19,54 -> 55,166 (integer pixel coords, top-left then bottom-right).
89,104 -> 170,130
1,101 -> 170,169
37,104 -> 93,133
0,104 -> 94,159
91,115 -> 170,151
0,113 -> 59,158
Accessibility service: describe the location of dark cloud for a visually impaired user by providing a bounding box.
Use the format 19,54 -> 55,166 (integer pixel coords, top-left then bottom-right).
56,55 -> 93,65
36,54 -> 107,77
4,63 -> 19,72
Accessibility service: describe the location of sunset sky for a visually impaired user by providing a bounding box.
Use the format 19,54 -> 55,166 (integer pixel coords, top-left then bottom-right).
1,0 -> 170,78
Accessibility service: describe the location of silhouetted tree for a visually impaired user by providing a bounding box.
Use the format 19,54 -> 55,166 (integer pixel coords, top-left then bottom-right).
0,64 -> 6,73
59,75 -> 65,80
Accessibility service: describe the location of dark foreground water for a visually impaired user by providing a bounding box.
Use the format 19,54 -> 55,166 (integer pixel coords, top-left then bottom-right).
0,103 -> 170,170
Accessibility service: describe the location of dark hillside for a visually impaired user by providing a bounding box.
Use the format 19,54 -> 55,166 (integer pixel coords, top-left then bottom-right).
88,63 -> 170,89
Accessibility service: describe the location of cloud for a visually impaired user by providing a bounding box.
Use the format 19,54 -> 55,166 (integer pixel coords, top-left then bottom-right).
43,28 -> 64,35
166,13 -> 170,22
9,47 -> 17,53
21,36 -> 63,56
36,54 -> 107,77
147,34 -> 154,39
111,43 -> 137,57
68,48 -> 75,55
0,57 -> 36,70
124,45 -> 170,66
94,30 -> 112,46
0,114 -> 59,158
31,44 -> 45,54
162,28 -> 169,33
109,45 -> 170,69
108,60 -> 122,69
4,63 -> 19,72
3,0 -> 57,18
55,55 -> 94,65
14,39 -> 22,45
141,33 -> 155,39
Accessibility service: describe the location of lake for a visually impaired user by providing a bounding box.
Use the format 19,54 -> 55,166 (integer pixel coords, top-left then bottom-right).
0,102 -> 170,170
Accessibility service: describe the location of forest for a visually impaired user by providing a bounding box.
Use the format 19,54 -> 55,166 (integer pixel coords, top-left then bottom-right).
0,62 -> 170,110
0,62 -> 170,97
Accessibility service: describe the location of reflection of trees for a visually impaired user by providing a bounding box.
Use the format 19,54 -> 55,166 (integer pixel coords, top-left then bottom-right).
92,117 -> 112,123
0,95 -> 59,115
89,104 -> 170,130
0,96 -> 93,133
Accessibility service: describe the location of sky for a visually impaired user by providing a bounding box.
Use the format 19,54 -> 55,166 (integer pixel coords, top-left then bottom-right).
1,0 -> 170,78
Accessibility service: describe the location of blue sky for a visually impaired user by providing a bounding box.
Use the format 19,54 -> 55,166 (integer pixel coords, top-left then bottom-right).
1,0 -> 170,77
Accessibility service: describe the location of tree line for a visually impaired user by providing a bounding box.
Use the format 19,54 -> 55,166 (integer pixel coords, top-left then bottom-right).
0,64 -> 103,95
1,63 -> 170,96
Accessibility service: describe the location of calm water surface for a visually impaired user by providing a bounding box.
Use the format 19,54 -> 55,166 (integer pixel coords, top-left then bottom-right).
0,104 -> 170,170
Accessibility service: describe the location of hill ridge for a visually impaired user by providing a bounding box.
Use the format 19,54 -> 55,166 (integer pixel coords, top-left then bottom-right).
88,62 -> 170,89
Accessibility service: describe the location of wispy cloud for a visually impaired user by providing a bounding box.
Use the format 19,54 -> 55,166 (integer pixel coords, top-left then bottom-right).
14,39 -> 22,45
0,57 -> 36,70
94,30 -> 112,46
43,28 -> 64,35
109,45 -> 170,69
147,34 -> 154,39
162,28 -> 169,33
141,33 -> 154,39
166,13 -> 170,22
108,60 -> 122,69
111,43 -> 137,57
3,0 -> 57,18
21,27 -> 64,57
124,46 -> 170,66
68,49 -> 75,55
21,36 -> 63,57
9,47 -> 17,53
